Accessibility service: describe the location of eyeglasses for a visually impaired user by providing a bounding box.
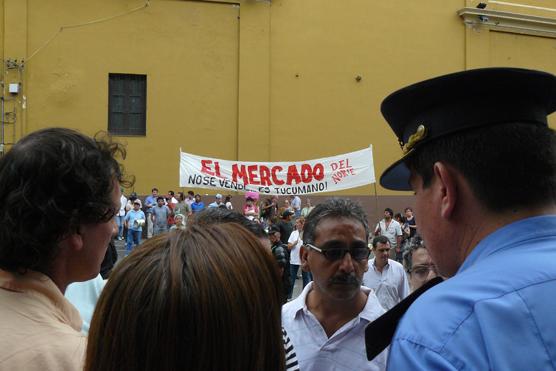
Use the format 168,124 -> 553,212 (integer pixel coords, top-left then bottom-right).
305,241 -> 370,261
409,264 -> 438,278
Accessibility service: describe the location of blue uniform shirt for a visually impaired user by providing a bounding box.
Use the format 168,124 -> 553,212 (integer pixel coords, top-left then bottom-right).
388,215 -> 556,370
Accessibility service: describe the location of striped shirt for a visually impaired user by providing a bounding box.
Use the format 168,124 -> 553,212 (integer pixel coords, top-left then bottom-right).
283,328 -> 300,371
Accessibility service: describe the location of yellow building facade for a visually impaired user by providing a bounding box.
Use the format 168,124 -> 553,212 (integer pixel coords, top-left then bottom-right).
1,0 -> 555,215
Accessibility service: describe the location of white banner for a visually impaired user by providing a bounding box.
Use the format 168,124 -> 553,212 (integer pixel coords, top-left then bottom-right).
179,146 -> 375,196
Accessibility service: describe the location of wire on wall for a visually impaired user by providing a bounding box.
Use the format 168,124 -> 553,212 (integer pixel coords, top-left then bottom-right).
26,0 -> 151,62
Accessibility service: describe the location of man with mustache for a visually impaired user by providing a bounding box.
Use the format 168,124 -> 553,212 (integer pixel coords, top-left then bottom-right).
282,198 -> 388,371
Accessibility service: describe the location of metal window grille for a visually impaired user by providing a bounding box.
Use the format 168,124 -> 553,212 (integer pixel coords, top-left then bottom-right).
108,73 -> 147,136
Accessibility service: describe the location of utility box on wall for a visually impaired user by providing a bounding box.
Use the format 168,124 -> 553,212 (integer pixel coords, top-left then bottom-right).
8,83 -> 19,94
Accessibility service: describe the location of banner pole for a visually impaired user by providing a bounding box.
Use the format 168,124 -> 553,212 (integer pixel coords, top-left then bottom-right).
373,182 -> 379,221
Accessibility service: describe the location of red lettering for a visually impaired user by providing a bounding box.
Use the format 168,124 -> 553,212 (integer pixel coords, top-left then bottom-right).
286,165 -> 302,185
259,165 -> 271,186
339,160 -> 345,169
232,164 -> 248,183
349,168 -> 355,175
201,160 -> 214,176
313,163 -> 324,181
345,158 -> 350,168
247,165 -> 260,185
300,164 -> 313,183
271,166 -> 284,185
331,162 -> 338,171
214,161 -> 221,177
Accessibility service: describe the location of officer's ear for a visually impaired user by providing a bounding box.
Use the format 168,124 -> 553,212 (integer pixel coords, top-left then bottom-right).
301,245 -> 311,272
432,162 -> 459,220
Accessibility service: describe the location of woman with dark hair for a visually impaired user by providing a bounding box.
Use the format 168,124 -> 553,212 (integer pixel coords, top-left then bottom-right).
85,223 -> 286,371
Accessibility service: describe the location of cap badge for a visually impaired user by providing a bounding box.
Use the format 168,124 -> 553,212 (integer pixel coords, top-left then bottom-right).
402,125 -> 427,154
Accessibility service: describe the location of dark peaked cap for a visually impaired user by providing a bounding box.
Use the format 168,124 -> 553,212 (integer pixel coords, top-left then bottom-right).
379,67 -> 556,191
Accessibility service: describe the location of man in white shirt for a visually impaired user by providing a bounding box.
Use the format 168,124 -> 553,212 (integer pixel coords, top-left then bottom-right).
287,217 -> 311,299
167,190 -> 179,204
291,195 -> 302,217
282,198 -> 388,371
363,236 -> 409,310
374,208 -> 402,262
116,192 -> 127,240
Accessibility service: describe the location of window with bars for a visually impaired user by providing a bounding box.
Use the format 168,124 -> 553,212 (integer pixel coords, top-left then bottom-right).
108,73 -> 147,136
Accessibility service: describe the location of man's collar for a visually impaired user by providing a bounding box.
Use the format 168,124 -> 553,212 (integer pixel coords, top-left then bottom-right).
371,258 -> 389,271
284,281 -> 313,320
458,214 -> 556,274
284,282 -> 384,322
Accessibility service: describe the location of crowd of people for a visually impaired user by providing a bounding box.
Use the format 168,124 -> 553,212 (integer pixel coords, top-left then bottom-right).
0,68 -> 555,371
117,187 -> 430,303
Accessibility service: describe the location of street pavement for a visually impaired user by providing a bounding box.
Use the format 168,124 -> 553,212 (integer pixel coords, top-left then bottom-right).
114,237 -> 304,300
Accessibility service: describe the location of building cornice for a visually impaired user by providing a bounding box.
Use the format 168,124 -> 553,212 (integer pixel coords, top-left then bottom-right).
457,7 -> 556,39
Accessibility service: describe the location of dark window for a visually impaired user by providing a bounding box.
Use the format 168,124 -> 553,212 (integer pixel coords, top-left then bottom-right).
108,73 -> 147,136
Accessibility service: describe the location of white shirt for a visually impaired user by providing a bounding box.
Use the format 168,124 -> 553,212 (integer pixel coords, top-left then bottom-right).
288,230 -> 303,265
362,258 -> 409,310
118,195 -> 127,216
291,196 -> 301,210
282,283 -> 388,371
65,273 -> 106,334
375,219 -> 402,247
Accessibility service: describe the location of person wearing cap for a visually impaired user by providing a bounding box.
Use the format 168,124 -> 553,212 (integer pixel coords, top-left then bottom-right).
208,194 -> 224,208
377,68 -> 556,370
282,198 -> 387,371
243,196 -> 260,221
125,192 -> 139,212
124,200 -> 146,254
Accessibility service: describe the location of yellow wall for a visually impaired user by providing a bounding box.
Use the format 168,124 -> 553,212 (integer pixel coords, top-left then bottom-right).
1,0 -> 555,196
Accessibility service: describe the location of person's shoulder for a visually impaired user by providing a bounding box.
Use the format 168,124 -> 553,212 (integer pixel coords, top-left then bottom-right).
396,273 -> 498,346
272,243 -> 286,253
388,259 -> 404,270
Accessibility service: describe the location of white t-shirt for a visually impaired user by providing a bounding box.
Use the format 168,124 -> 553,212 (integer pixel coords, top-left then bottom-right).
291,196 -> 301,211
375,219 -> 402,247
118,195 -> 127,216
288,230 -> 303,265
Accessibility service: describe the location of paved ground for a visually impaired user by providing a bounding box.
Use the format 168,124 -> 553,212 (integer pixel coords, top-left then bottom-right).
114,238 -> 304,300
